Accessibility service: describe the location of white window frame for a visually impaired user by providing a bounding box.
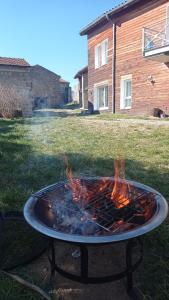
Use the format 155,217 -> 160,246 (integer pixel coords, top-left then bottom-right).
94,81 -> 109,110
120,75 -> 132,110
95,39 -> 108,69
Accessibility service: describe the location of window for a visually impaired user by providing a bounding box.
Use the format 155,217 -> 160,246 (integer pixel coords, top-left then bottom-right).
120,75 -> 132,109
95,39 -> 108,69
94,84 -> 108,110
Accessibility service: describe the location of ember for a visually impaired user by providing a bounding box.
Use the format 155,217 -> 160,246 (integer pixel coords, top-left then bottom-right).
32,176 -> 157,237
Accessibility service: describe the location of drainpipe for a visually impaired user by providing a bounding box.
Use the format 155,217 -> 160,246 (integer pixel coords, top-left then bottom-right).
106,14 -> 116,114
82,74 -> 84,109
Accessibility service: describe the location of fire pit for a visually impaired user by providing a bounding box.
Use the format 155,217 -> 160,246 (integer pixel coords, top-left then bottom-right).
24,176 -> 168,297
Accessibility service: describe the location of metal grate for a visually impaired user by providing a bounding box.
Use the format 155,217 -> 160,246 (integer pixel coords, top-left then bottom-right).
33,178 -> 157,235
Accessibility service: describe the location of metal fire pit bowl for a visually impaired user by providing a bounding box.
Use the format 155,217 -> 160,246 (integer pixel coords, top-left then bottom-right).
23,177 -> 168,298
24,177 -> 168,245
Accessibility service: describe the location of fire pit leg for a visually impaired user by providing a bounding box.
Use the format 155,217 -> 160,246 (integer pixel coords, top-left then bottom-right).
126,239 -> 134,294
80,245 -> 88,283
126,238 -> 143,300
49,238 -> 56,284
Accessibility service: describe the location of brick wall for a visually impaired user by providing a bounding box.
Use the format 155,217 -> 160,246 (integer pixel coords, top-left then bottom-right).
87,0 -> 169,116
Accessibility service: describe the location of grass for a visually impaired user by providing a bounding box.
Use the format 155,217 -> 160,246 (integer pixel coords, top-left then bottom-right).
0,111 -> 169,299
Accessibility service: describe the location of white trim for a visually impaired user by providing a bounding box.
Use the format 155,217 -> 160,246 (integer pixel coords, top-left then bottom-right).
99,107 -> 109,111
94,80 -> 109,88
81,74 -> 84,109
144,45 -> 169,57
166,4 -> 169,40
120,74 -> 132,110
142,28 -> 145,53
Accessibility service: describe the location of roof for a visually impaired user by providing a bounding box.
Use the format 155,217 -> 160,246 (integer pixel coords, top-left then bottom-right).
32,65 -> 60,78
59,78 -> 69,84
80,0 -> 142,35
0,57 -> 30,67
74,66 -> 88,79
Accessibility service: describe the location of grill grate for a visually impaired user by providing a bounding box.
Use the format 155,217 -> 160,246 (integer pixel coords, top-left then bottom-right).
33,178 -> 157,235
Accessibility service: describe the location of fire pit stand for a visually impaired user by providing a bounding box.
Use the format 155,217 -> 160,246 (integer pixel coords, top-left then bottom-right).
24,177 -> 168,300
48,237 -> 143,296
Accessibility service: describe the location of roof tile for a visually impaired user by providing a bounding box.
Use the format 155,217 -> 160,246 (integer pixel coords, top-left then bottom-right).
0,57 -> 30,67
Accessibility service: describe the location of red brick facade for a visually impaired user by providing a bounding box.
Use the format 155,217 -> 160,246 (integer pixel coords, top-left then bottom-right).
86,0 -> 169,116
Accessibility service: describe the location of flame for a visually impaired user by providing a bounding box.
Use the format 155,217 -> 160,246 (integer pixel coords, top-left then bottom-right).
64,156 -> 130,210
111,159 -> 130,209
64,156 -> 87,204
98,177 -> 110,192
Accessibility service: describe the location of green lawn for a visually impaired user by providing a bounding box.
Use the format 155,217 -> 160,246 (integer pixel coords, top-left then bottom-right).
0,110 -> 169,299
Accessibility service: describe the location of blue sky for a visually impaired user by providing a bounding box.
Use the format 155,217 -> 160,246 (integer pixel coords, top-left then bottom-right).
0,0 -> 123,87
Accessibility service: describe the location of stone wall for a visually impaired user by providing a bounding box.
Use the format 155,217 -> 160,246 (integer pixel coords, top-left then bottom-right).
0,65 -> 32,118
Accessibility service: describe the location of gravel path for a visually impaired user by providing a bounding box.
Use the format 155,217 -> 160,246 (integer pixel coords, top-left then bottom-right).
88,117 -> 169,127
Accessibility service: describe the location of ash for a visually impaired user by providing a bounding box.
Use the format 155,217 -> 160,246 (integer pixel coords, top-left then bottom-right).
51,190 -> 100,236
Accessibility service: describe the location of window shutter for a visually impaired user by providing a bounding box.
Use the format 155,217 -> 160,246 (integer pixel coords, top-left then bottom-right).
94,87 -> 98,110
166,6 -> 169,40
101,40 -> 108,65
95,46 -> 99,69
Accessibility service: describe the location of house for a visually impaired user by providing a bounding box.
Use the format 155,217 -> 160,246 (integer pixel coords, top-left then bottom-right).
74,66 -> 88,109
80,0 -> 169,116
0,57 -> 71,117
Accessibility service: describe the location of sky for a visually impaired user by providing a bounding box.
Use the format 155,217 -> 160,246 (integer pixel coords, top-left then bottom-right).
0,0 -> 123,88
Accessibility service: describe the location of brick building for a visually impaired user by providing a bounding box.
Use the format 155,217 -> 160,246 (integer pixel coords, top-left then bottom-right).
0,57 -> 71,117
80,0 -> 169,116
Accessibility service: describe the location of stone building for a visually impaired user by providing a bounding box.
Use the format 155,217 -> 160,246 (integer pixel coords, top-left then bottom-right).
30,65 -> 62,109
59,78 -> 72,104
0,57 -> 71,117
0,57 -> 32,118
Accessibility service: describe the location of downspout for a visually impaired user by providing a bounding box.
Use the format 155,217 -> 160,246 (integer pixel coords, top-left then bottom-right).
106,14 -> 116,114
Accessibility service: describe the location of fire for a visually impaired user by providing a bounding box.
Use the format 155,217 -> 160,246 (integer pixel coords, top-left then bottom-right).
98,177 -> 110,192
64,156 -> 87,204
111,159 -> 130,209
64,156 -> 130,210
